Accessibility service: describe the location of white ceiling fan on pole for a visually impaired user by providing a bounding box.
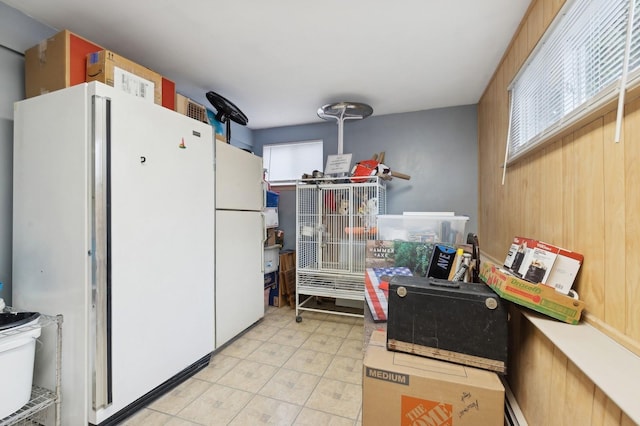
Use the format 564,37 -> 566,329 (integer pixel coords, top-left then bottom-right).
317,101 -> 373,155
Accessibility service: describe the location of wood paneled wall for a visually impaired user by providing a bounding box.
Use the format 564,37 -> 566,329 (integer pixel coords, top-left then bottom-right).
507,305 -> 636,425
478,0 -> 639,423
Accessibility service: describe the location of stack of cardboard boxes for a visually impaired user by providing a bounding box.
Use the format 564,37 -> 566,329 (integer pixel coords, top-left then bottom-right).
24,29 -> 176,110
25,29 -> 223,135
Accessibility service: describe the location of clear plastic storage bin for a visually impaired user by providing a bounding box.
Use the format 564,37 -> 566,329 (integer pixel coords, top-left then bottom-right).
377,214 -> 469,245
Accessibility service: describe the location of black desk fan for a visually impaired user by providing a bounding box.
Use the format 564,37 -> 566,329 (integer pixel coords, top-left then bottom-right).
205,91 -> 249,143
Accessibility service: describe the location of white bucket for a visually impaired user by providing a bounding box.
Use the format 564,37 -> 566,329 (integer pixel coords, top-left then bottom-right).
0,313 -> 41,419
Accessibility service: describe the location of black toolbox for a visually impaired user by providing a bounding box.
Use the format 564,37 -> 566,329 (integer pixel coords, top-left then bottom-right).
387,276 -> 508,373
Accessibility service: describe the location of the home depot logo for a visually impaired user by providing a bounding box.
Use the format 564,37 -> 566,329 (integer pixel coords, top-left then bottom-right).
401,395 -> 453,426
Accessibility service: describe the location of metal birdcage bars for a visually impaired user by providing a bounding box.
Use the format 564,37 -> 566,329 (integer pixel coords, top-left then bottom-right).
295,176 -> 386,320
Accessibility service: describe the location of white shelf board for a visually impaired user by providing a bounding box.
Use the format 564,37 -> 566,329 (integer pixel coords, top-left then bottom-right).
522,310 -> 640,424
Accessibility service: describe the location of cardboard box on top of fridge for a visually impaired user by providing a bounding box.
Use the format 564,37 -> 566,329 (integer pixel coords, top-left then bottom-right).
24,29 -> 176,110
86,50 -> 163,105
480,261 -> 585,324
363,330 -> 504,426
25,29 -> 102,99
176,93 -> 208,123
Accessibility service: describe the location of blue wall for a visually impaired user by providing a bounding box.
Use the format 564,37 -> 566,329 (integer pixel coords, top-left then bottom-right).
254,104 -> 479,251
0,2 -> 56,304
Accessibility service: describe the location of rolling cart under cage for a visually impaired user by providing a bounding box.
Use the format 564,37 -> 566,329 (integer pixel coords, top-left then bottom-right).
295,176 -> 386,321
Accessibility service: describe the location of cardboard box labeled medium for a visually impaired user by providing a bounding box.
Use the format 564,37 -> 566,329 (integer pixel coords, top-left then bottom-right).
87,50 -> 163,105
480,261 -> 585,324
25,29 -> 176,110
363,330 -> 504,426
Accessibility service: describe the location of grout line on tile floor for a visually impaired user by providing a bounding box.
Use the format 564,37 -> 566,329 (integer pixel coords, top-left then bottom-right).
141,307 -> 365,425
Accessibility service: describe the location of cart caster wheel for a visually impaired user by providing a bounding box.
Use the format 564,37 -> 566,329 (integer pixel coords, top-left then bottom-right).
296,316 -> 302,323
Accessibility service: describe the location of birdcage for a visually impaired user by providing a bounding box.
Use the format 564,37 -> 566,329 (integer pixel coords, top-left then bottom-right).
295,176 -> 386,321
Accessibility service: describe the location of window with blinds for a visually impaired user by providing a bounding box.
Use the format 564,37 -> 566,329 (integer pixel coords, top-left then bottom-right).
507,0 -> 637,163
262,140 -> 323,185
629,0 -> 640,69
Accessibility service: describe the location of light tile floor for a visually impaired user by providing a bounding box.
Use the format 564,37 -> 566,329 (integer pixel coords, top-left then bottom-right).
123,306 -> 364,425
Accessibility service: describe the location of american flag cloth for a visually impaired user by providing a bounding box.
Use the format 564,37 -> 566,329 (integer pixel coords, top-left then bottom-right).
364,267 -> 413,322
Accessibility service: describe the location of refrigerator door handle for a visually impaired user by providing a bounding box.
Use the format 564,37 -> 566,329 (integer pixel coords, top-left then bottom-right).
91,95 -> 112,410
261,212 -> 266,274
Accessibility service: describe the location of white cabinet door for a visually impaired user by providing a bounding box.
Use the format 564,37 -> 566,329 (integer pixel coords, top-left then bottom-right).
215,141 -> 264,211
215,210 -> 264,347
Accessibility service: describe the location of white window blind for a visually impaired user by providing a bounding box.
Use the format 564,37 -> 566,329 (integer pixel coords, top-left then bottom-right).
508,0 -> 632,162
628,0 -> 640,73
263,140 -> 323,185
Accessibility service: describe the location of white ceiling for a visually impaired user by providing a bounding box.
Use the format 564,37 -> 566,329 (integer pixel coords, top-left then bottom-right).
5,0 -> 530,130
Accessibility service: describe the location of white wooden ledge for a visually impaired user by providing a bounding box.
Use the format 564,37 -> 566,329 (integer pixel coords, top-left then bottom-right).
522,310 -> 640,424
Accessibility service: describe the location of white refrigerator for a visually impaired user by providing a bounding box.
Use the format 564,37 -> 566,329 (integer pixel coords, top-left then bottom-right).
12,82 -> 216,425
215,140 -> 265,348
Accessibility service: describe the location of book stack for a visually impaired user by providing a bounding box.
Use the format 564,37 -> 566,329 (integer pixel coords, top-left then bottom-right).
503,236 -> 583,295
